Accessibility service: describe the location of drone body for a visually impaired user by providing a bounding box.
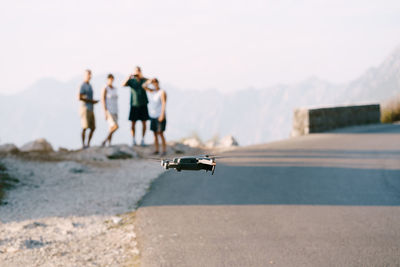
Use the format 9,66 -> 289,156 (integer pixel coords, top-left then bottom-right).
161,155 -> 216,175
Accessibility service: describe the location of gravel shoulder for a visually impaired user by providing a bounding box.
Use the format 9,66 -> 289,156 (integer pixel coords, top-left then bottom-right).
0,155 -> 163,266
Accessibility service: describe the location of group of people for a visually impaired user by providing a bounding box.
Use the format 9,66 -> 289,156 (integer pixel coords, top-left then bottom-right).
78,67 -> 167,155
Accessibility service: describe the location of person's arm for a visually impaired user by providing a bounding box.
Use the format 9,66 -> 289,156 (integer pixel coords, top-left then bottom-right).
122,75 -> 133,87
78,86 -> 99,104
142,79 -> 154,92
101,87 -> 108,119
159,90 -> 167,122
78,85 -> 98,103
79,94 -> 98,104
78,85 -> 85,101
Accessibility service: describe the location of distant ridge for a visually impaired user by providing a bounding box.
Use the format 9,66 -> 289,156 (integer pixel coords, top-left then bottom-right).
1,46 -> 400,148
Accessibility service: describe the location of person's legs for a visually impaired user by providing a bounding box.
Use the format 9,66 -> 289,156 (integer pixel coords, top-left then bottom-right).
81,128 -> 87,148
102,124 -> 118,146
87,127 -> 95,147
107,124 -> 119,145
141,120 -> 147,143
159,132 -> 166,153
131,121 -> 137,145
80,107 -> 90,148
153,131 -> 159,153
103,113 -> 119,146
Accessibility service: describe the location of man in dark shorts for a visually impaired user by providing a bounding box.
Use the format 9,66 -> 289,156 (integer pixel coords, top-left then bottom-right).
122,66 -> 149,146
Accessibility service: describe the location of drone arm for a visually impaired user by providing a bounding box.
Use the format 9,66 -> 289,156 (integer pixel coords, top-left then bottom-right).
198,159 -> 216,166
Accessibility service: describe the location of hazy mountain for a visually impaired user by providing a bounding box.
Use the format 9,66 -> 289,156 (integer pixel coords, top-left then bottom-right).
343,45 -> 400,102
1,46 -> 400,149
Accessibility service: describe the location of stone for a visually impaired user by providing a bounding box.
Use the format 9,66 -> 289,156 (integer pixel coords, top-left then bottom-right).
67,145 -> 138,161
106,146 -> 137,160
6,246 -> 19,253
111,217 -> 122,224
171,143 -> 192,154
23,222 -> 47,229
20,138 -> 54,153
182,137 -> 203,148
58,147 -> 69,152
118,145 -> 138,158
205,140 -> 218,149
218,135 -> 239,147
0,143 -> 19,153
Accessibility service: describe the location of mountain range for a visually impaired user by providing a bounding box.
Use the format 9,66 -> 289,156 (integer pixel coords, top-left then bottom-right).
1,46 -> 400,149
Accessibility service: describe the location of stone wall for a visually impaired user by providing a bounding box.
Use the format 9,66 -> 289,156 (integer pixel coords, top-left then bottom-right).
291,104 -> 381,137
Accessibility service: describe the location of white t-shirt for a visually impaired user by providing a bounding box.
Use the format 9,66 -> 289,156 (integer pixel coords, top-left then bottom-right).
105,86 -> 118,114
147,89 -> 163,118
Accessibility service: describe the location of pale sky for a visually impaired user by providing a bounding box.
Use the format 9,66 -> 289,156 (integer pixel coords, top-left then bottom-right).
1,0 -> 400,94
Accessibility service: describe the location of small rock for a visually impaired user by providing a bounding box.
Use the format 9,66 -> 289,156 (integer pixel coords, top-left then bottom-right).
72,222 -> 85,228
111,217 -> 122,224
6,246 -> 19,253
58,147 -> 69,152
171,143 -> 191,154
106,148 -> 133,159
126,232 -> 136,239
70,167 -> 85,173
205,140 -> 218,149
218,135 -> 239,147
0,143 -> 19,153
23,222 -> 47,229
57,162 -> 87,173
182,137 -> 203,148
106,145 -> 137,160
20,138 -> 54,153
118,145 -> 138,157
23,238 -> 46,249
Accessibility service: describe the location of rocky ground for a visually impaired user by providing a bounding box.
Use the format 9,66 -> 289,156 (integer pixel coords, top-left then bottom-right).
0,156 -> 162,267
0,137 -> 238,266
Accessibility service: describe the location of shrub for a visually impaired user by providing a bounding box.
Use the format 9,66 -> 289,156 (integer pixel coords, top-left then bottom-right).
381,95 -> 400,123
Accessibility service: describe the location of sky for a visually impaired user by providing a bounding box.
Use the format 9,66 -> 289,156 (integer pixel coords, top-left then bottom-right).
1,0 -> 400,94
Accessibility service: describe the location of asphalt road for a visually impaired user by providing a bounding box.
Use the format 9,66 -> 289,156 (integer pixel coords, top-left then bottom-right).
135,124 -> 400,267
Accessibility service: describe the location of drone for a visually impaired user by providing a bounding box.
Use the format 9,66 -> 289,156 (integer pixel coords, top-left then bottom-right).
161,155 -> 217,175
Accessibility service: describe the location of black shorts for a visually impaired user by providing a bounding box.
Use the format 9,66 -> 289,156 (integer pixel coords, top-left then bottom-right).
129,105 -> 149,121
150,118 -> 166,132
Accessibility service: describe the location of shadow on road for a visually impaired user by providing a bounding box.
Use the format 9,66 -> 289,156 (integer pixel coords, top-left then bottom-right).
139,165 -> 400,207
140,124 -> 400,207
327,123 -> 400,134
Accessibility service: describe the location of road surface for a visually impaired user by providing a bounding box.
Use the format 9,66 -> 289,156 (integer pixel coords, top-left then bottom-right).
136,124 -> 400,266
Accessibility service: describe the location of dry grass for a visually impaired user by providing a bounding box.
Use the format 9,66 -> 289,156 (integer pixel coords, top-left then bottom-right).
381,95 -> 400,123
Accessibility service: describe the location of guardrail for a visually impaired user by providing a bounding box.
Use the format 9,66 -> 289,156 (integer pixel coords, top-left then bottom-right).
291,104 -> 381,137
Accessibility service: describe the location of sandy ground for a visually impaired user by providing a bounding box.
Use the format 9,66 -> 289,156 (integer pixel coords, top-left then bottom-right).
0,157 -> 164,266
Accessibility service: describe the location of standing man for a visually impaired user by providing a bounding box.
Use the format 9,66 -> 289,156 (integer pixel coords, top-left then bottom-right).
78,69 -> 99,148
122,66 -> 149,146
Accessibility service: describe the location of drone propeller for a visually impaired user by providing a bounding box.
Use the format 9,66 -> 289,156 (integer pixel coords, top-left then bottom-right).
144,156 -> 170,161
143,154 -> 242,162
203,155 -> 241,159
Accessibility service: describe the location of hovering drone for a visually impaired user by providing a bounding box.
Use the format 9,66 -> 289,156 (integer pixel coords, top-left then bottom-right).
161,155 -> 217,175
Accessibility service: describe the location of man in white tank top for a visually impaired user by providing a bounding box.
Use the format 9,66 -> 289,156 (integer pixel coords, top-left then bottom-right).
142,78 -> 167,155
101,74 -> 119,146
